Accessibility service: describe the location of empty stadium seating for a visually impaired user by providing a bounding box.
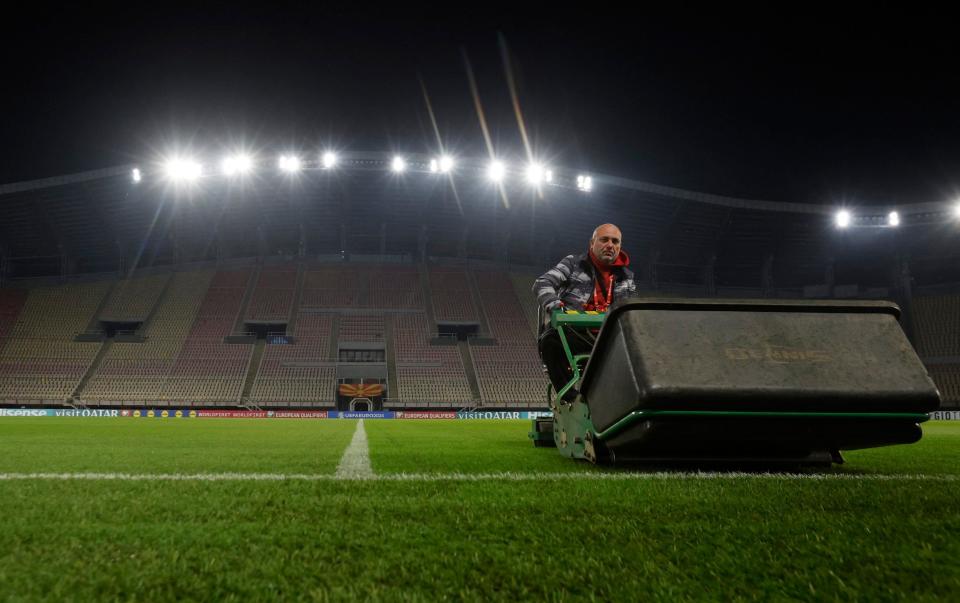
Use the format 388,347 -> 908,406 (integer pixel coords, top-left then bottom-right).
143,271 -> 214,340
0,282 -> 110,400
99,274 -> 170,321
365,265 -> 423,310
158,269 -> 253,403
246,265 -> 297,321
81,269 -> 253,404
0,289 -> 27,343
249,314 -> 336,405
1,262 -> 955,409
340,314 -> 384,342
429,267 -> 478,321
394,312 -> 472,402
913,294 -> 960,358
301,265 -> 359,309
509,274 -> 540,337
82,271 -> 214,401
470,271 -> 547,404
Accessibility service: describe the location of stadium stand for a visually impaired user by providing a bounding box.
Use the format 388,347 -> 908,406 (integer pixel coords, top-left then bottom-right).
246,264 -> 297,321
394,312 -> 473,403
912,294 -> 960,358
81,271 -> 214,402
911,293 -> 960,407
340,313 -> 385,342
429,267 -> 479,321
471,271 -> 547,404
0,282 -> 110,400
301,265 -> 359,309
157,268 -> 253,404
509,274 -> 540,337
99,274 -> 170,321
0,289 -> 27,343
0,260 -> 957,409
364,265 -> 423,310
249,313 -> 336,406
143,271 -> 215,340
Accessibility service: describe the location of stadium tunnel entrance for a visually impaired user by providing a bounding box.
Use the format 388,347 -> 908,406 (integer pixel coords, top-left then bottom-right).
99,320 -> 142,337
244,321 -> 287,340
435,322 -> 479,342
349,398 -> 373,411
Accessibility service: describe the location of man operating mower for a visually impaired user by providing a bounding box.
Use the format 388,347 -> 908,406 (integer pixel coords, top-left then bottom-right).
533,223 -> 636,399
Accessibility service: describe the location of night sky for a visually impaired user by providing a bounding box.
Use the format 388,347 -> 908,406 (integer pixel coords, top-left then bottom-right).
2,5 -> 958,206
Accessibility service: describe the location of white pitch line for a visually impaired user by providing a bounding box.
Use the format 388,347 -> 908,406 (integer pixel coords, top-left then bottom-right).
334,419 -> 375,480
0,471 -> 957,483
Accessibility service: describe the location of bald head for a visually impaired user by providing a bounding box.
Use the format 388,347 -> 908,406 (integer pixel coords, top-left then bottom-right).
590,223 -> 622,265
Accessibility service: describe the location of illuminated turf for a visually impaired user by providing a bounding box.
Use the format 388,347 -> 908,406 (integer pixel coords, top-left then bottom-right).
0,419 -> 957,600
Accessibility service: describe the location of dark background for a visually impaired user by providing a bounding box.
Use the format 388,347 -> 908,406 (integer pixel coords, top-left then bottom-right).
2,5 -> 957,205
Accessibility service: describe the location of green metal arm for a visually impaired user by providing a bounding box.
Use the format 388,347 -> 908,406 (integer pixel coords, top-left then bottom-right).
550,309 -> 605,329
550,310 -> 605,402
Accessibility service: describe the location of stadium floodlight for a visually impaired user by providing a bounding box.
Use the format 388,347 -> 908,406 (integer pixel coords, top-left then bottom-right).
835,209 -> 852,229
576,174 -> 593,192
544,169 -> 553,183
391,155 -> 407,173
131,168 -> 141,183
488,160 -> 506,182
222,154 -> 253,176
278,155 -> 302,173
429,159 -> 439,173
954,202 -> 960,219
164,158 -> 202,182
439,155 -> 454,173
322,152 -> 337,169
888,211 -> 900,227
526,163 -> 546,185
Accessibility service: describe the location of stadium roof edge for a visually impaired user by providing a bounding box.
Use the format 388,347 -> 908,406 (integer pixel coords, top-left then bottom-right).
0,157 -> 952,217
0,165 -> 132,196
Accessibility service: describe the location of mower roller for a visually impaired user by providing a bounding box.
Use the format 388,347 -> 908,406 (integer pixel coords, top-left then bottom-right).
530,299 -> 940,465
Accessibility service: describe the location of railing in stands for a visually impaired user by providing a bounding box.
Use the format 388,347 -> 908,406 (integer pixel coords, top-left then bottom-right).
381,398 -> 482,406
240,396 -> 263,411
67,397 -> 88,410
429,333 -> 458,341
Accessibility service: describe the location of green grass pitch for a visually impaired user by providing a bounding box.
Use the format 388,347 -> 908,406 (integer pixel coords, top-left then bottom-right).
0,418 -> 958,600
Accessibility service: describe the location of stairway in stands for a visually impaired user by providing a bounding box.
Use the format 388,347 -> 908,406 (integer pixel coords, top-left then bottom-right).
384,314 -> 399,400
232,264 -> 261,335
71,339 -> 113,404
240,339 -> 267,406
285,262 -> 306,335
457,341 -> 482,404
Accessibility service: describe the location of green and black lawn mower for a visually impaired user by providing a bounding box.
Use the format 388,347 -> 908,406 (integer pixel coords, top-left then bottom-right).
530,299 -> 940,466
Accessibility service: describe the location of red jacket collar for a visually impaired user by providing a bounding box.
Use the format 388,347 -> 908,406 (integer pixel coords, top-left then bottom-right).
588,249 -> 629,273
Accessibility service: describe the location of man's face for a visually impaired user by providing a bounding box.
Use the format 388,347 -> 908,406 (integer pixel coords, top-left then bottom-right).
591,226 -> 622,264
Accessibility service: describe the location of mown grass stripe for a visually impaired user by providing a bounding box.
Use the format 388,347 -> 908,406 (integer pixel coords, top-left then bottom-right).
0,471 -> 957,482
335,419 -> 374,480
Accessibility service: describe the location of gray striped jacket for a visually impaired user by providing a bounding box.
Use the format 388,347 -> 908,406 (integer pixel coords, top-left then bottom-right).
533,253 -> 636,313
